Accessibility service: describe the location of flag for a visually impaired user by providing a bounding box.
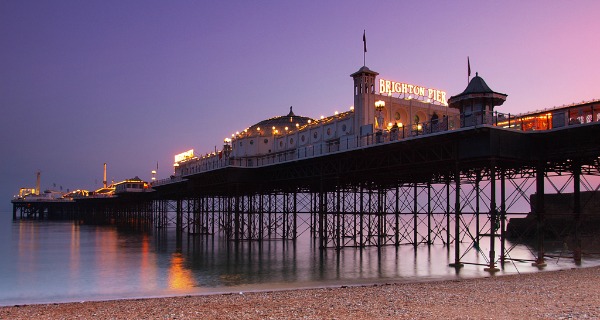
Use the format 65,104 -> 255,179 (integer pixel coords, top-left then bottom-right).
468,56 -> 471,77
363,30 -> 367,53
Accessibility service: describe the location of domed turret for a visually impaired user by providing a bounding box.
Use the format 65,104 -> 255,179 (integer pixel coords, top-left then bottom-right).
244,106 -> 314,137
448,72 -> 507,127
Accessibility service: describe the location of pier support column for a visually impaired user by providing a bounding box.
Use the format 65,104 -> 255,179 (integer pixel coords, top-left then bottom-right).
413,183 -> 418,247
427,182 -> 432,245
359,185 -> 365,248
475,171 -> 481,247
484,165 -> 500,272
395,185 -> 400,246
449,167 -> 463,268
336,187 -> 341,249
573,160 -> 582,263
500,169 -> 507,267
311,192 -> 317,236
446,177 -> 451,249
234,192 -> 240,242
318,183 -> 326,249
532,164 -> 547,267
176,199 -> 183,247
378,187 -> 386,247
293,191 -> 298,240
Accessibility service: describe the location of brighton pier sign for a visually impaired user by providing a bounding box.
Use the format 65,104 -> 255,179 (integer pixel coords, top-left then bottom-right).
379,78 -> 447,105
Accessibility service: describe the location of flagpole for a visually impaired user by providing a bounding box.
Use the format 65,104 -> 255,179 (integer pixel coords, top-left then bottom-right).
363,30 -> 367,66
467,56 -> 471,86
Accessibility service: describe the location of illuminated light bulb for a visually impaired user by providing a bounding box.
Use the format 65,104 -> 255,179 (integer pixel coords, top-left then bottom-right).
308,120 -> 312,124
350,106 -> 354,110
320,115 -> 324,119
272,126 -> 276,130
388,122 -> 393,127
257,127 -> 261,131
334,111 -> 339,115
296,123 -> 299,127
236,131 -> 239,135
398,122 -> 403,128
285,127 -> 288,131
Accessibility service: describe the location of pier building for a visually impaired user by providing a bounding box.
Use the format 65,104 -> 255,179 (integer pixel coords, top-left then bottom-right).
172,66 -> 458,176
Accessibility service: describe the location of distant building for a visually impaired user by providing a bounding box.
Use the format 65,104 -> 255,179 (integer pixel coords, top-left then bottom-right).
114,177 -> 150,194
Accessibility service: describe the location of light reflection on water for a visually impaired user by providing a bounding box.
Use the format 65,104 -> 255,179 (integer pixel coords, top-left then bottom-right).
0,213 -> 598,306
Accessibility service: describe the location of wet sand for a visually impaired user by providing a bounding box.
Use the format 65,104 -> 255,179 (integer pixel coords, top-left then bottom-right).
1,266 -> 599,319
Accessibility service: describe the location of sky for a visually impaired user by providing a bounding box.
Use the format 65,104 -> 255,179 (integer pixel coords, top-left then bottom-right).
1,0 -> 599,213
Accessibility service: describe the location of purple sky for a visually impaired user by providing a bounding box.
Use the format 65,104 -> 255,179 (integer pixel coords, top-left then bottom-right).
1,1 -> 599,212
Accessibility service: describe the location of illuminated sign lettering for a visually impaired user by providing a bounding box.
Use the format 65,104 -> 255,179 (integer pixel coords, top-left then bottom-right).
379,79 -> 447,105
174,149 -> 195,163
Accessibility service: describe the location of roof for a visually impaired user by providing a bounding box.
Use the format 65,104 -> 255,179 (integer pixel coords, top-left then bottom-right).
238,107 -> 315,138
460,73 -> 494,95
350,66 -> 379,77
448,72 -> 507,107
252,106 -> 313,128
113,176 -> 146,186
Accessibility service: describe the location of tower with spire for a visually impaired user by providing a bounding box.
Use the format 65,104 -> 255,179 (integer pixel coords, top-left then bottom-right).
350,66 -> 379,136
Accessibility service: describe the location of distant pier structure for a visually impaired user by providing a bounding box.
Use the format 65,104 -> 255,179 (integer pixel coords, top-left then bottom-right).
12,65 -> 600,270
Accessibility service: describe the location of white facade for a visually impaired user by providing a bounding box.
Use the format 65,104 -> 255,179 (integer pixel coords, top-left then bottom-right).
168,66 -> 459,180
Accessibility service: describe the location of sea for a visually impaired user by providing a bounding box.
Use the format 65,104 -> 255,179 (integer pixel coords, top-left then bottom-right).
1,210 -> 597,306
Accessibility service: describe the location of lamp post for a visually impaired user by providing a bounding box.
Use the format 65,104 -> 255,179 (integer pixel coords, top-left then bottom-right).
375,100 -> 385,130
223,138 -> 232,160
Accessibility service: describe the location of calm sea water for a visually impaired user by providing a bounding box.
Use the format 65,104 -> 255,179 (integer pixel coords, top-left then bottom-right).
1,210 -> 597,306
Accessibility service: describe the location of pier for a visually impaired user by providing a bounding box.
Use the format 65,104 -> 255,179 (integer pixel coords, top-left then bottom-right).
11,67 -> 600,271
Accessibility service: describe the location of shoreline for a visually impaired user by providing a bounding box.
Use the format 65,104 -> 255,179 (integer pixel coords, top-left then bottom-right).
1,266 -> 599,319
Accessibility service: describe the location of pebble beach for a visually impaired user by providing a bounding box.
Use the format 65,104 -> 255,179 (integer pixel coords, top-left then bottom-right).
1,266 -> 598,319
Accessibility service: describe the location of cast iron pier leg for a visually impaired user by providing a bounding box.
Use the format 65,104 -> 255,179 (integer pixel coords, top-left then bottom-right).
500,169 -> 506,267
573,160 -> 582,263
485,165 -> 500,272
533,164 -> 547,267
449,167 -> 463,268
